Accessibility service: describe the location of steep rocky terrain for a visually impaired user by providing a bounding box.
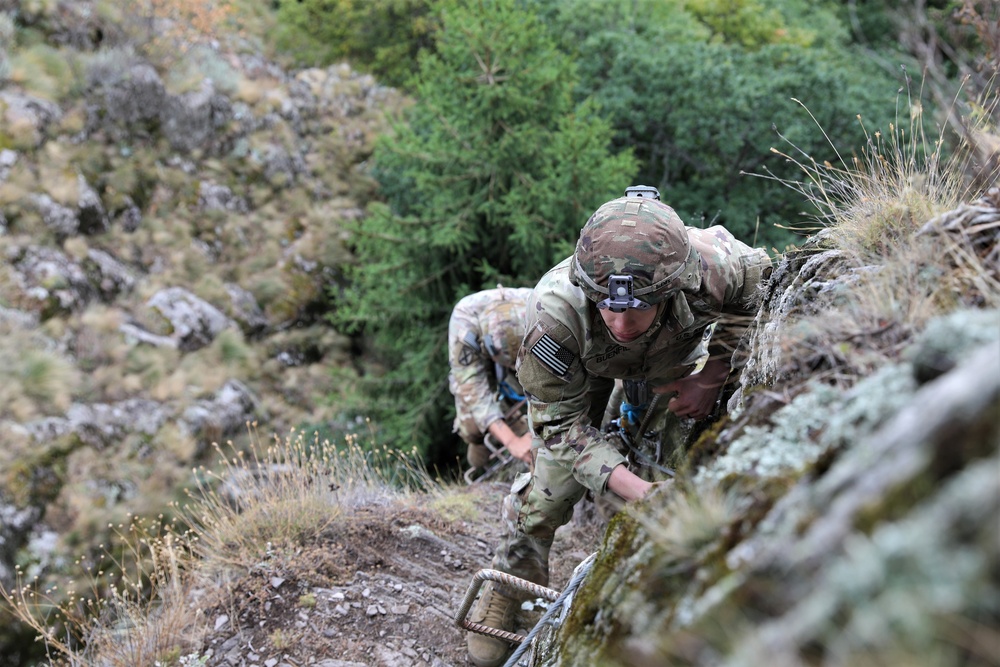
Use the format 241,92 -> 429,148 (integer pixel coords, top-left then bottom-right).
2,3 -> 998,667
1,5 -> 406,656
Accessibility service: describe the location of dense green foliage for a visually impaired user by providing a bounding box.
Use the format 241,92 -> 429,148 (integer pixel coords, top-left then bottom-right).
272,0 -> 436,87
334,0 -> 636,461
296,0 -> 992,461
578,40 -> 899,245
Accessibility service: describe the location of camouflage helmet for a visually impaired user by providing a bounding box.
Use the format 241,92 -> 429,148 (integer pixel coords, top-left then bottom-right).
569,194 -> 702,312
478,298 -> 524,368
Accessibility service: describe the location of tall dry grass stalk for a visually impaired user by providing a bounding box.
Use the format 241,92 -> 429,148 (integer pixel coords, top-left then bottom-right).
0,516 -> 200,666
181,422 -> 437,574
750,80 -> 1000,376
0,423 -> 438,664
764,86 -> 977,249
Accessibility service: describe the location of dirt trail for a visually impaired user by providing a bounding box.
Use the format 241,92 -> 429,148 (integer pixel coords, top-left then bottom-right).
194,479 -> 605,667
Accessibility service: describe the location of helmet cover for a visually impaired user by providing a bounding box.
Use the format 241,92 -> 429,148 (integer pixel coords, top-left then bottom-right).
478,299 -> 525,368
569,196 -> 701,307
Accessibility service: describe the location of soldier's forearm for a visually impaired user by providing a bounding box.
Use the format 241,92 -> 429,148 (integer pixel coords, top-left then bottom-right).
487,419 -> 519,449
607,464 -> 652,502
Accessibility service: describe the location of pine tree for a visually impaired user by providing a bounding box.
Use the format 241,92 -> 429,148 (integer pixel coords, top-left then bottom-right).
335,0 -> 636,463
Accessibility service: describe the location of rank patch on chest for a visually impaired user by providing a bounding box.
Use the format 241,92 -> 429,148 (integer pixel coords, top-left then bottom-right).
530,334 -> 575,377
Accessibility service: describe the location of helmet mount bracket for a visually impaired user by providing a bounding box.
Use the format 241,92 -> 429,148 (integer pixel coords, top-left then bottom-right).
597,274 -> 652,313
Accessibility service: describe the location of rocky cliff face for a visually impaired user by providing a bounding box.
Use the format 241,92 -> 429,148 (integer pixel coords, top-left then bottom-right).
541,190 -> 1000,666
0,4 -> 405,658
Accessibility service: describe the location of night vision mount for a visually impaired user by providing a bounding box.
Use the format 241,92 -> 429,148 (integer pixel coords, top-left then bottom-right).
597,274 -> 652,313
624,185 -> 660,200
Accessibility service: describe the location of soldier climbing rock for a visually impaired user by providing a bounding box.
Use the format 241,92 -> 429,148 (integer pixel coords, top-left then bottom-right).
465,187 -> 772,667
448,287 -> 536,474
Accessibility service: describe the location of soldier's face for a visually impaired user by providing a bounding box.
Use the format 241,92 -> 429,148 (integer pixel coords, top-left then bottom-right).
599,306 -> 658,343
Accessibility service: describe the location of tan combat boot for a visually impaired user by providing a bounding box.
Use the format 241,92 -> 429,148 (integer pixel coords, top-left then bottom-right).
467,442 -> 492,469
466,582 -> 516,667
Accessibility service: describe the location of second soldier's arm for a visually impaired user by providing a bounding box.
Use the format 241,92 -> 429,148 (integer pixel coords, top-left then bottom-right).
447,299 -> 506,436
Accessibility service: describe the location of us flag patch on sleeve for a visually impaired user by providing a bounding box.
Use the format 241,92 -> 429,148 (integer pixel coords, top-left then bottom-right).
530,333 -> 575,377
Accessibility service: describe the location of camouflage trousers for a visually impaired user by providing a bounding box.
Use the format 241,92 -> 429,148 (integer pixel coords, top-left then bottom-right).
489,410 -> 688,589
489,446 -> 615,592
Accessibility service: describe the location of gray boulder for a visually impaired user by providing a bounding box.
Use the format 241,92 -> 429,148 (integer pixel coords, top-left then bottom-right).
199,181 -> 248,214
27,193 -> 78,237
86,60 -> 166,141
0,90 -> 61,148
162,78 -> 232,153
76,174 -> 109,235
147,287 -> 235,351
13,246 -> 94,317
84,248 -> 136,299
66,399 -> 170,449
182,379 -> 259,447
226,283 -> 267,335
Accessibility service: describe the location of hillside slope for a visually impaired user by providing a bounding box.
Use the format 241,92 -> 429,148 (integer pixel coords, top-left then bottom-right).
1,6 -> 406,656
183,480 -> 602,667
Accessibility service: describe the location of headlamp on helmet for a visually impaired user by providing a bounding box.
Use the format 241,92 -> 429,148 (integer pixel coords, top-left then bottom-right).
598,274 -> 652,313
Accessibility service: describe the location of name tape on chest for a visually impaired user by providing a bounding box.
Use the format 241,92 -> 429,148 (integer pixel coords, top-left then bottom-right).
530,333 -> 576,377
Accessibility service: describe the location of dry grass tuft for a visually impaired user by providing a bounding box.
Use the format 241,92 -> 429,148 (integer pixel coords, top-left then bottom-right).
636,483 -> 738,562
0,516 -> 201,667
0,423 -> 437,664
749,82 -> 1000,387
0,329 -> 81,420
181,424 -> 436,575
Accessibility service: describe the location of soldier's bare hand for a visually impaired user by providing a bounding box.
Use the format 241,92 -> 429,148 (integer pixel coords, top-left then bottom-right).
653,359 -> 730,420
506,432 -> 534,463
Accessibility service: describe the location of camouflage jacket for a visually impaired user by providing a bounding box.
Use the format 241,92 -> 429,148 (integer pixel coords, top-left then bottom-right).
448,287 -> 533,434
516,226 -> 771,494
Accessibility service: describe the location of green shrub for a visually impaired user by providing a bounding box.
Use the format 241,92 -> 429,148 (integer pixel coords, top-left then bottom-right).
336,0 -> 636,461
272,0 -> 436,88
7,43 -> 78,101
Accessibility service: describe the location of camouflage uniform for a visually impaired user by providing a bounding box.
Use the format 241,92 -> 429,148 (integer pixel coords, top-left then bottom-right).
448,287 -> 533,461
491,196 -> 772,589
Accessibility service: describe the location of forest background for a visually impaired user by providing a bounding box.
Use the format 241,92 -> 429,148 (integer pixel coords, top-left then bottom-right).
278,0 -> 994,462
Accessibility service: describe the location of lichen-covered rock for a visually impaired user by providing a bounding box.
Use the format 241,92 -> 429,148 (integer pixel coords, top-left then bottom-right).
27,193 -> 78,237
199,181 -> 248,214
85,60 -> 166,141
146,287 -> 235,351
0,148 -> 17,182
84,248 -> 135,299
65,399 -> 170,450
181,379 -> 259,449
0,305 -> 37,330
76,174 -> 109,235
161,78 -> 232,153
226,283 -> 267,335
0,90 -> 62,149
12,246 -> 94,317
